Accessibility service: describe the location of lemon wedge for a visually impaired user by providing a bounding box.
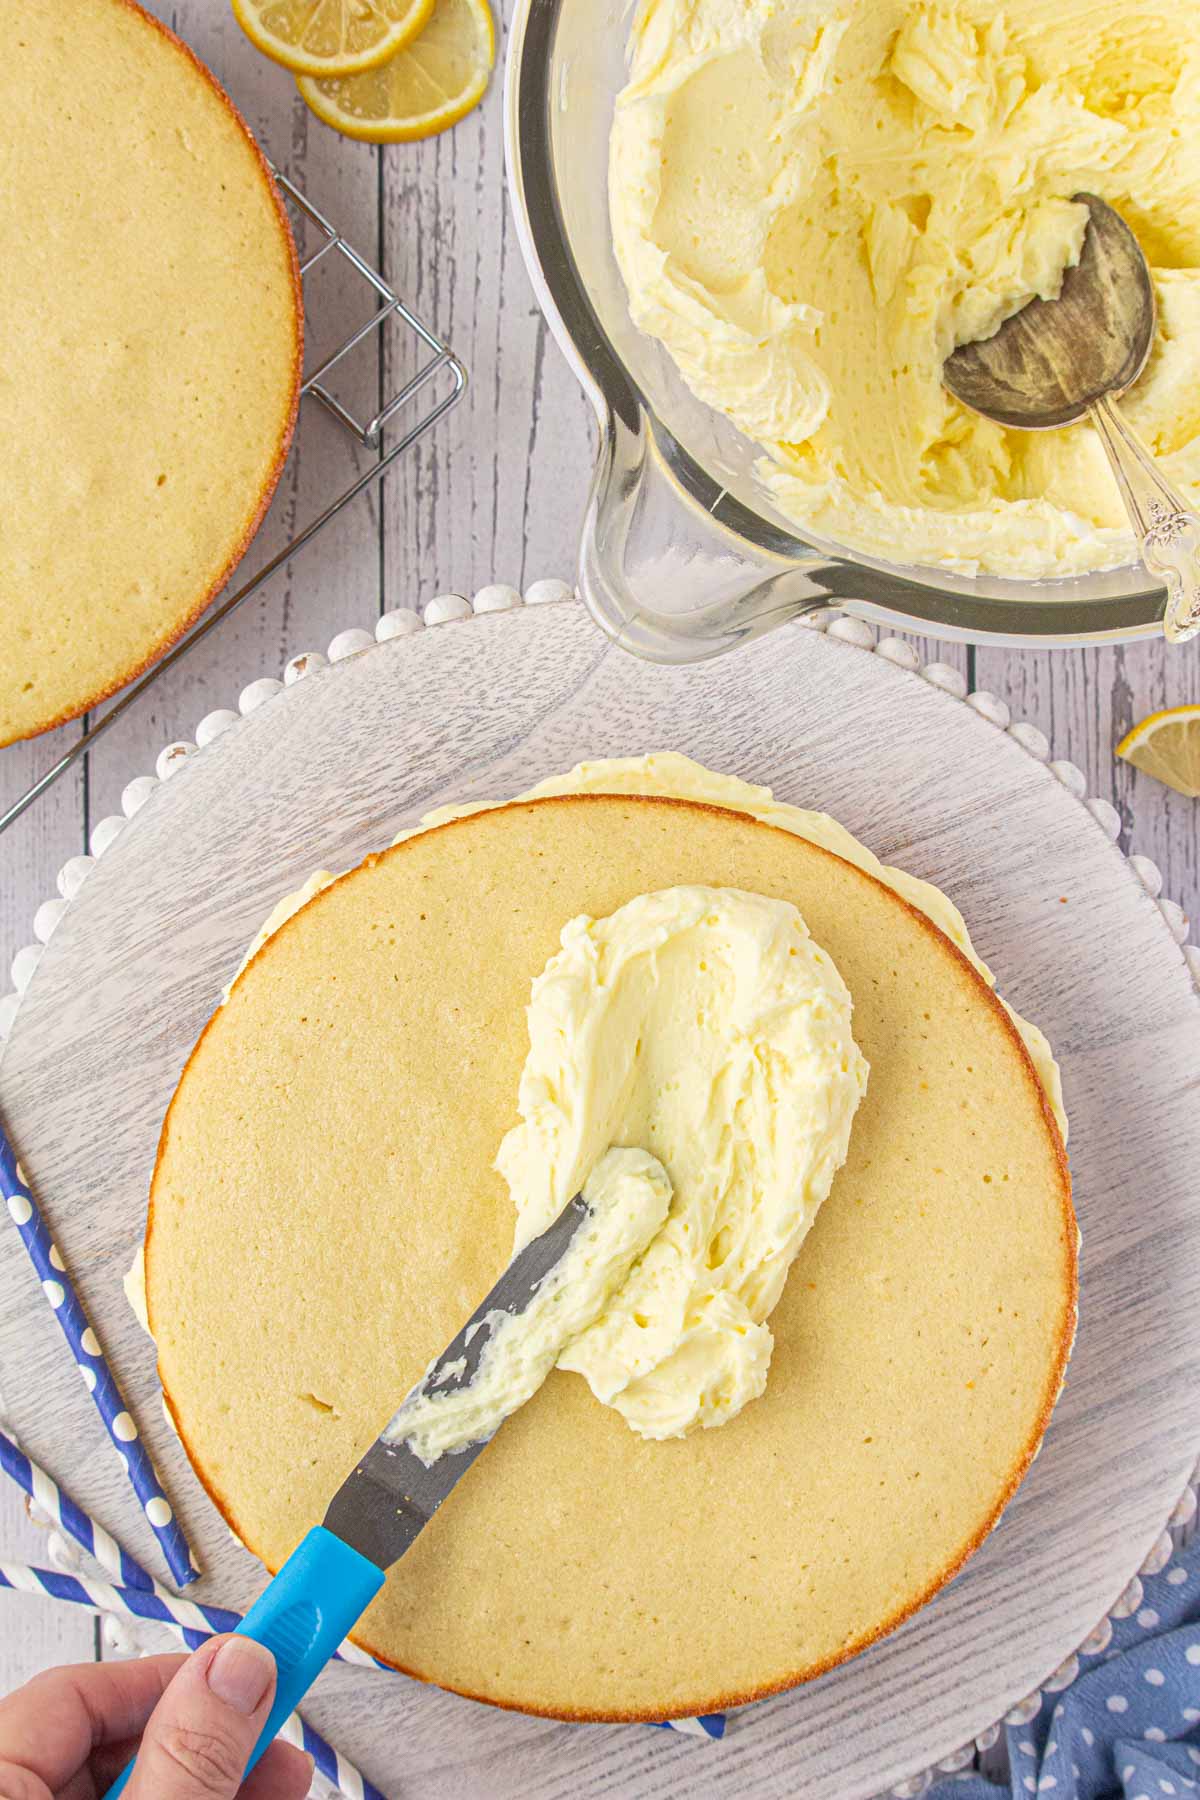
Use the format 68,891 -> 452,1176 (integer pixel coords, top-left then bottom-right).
231,0 -> 434,79
296,0 -> 494,141
1116,705 -> 1200,798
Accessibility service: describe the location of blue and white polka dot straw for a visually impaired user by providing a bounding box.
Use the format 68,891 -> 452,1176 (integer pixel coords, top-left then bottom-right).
0,1124 -> 198,1588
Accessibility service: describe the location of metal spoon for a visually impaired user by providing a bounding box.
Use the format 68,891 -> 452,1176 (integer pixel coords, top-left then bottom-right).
944,193 -> 1200,643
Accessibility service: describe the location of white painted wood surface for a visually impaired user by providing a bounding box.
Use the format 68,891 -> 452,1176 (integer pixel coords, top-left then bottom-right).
2,610 -> 1200,1800
0,0 -> 1196,1787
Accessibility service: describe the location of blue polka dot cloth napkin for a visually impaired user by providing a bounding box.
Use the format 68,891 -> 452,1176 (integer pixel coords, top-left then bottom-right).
926,1520 -> 1200,1800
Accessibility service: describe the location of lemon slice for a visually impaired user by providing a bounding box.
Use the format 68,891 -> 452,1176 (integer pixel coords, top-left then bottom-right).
231,0 -> 434,79
296,0 -> 495,141
1116,705 -> 1200,797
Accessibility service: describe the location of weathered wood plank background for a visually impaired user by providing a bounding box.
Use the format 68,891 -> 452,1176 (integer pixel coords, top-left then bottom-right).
1,0 -> 1196,1777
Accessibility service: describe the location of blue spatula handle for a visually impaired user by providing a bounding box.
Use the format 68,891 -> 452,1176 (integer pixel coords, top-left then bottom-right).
107,1527 -> 384,1795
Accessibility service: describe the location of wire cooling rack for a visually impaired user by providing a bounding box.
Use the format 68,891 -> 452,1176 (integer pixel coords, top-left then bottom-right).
0,167 -> 466,837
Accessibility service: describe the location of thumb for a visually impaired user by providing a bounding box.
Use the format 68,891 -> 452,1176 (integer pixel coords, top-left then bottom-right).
125,1634 -> 277,1798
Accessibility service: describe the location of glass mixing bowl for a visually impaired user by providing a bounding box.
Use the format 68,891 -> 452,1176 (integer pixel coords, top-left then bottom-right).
503,0 -> 1168,660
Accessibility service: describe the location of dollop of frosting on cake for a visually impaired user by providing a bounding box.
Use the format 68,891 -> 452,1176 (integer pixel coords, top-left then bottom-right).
495,884 -> 868,1439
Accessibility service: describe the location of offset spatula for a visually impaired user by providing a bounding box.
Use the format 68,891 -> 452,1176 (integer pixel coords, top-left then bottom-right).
109,1192 -> 593,1794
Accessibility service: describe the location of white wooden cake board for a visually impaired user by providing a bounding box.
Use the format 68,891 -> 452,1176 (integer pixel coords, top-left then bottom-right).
1,598 -> 1199,1800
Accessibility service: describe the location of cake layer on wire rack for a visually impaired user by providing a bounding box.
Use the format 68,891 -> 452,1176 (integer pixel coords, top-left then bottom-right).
0,166 -> 465,839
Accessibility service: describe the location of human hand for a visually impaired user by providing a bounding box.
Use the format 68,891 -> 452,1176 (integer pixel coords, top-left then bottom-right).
0,1635 -> 313,1798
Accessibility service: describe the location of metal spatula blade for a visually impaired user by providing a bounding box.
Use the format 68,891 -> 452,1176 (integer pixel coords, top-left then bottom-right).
109,1191 -> 592,1795
324,1191 -> 591,1569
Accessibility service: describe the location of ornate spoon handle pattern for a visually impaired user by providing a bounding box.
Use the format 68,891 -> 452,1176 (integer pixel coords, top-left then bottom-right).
1089,392 -> 1200,644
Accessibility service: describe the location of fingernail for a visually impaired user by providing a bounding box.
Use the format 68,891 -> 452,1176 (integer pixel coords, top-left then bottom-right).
207,1637 -> 275,1715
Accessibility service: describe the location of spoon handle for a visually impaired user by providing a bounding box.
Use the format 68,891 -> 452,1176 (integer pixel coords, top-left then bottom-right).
1088,392 -> 1200,644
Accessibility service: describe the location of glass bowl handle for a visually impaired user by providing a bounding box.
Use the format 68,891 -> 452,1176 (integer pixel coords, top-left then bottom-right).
577,399 -> 849,663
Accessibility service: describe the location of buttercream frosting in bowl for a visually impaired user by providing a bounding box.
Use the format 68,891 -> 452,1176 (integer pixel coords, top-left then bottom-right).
609,0 -> 1200,578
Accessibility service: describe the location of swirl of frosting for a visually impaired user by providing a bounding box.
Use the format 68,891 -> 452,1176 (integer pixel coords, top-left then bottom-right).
496,883 -> 868,1439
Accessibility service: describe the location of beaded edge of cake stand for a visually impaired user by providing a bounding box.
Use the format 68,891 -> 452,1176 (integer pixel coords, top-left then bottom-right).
4,588 -> 1192,1021
1,586 -> 1198,1790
